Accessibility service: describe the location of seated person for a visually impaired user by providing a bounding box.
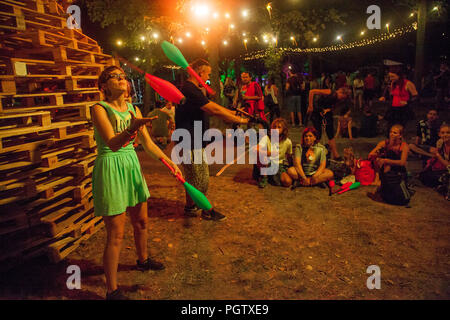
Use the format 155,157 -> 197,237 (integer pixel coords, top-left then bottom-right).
359,106 -> 378,138
146,101 -> 174,149
286,127 -> 334,187
409,108 -> 440,164
419,123 -> 450,196
253,118 -> 293,188
334,106 -> 357,140
368,124 -> 411,205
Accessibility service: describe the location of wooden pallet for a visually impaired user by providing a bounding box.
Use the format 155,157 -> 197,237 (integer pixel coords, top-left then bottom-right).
0,203 -> 29,235
0,120 -> 88,151
0,1 -> 67,30
46,214 -> 103,263
0,110 -> 51,129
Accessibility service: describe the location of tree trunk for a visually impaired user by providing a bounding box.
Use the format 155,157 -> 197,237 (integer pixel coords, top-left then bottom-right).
414,0 -> 427,91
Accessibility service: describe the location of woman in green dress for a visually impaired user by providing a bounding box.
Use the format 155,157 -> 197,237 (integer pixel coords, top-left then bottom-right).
92,66 -> 182,300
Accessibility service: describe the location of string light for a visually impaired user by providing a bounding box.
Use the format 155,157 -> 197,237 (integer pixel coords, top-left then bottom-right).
242,10 -> 248,17
242,23 -> 417,60
140,35 -> 145,41
225,13 -> 230,19
116,39 -> 123,46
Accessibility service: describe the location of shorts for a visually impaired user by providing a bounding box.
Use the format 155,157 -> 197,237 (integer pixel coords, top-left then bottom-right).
286,95 -> 302,113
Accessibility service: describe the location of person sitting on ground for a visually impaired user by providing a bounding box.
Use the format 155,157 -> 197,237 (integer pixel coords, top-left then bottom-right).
146,101 -> 174,150
368,124 -> 411,205
253,118 -> 293,188
419,123 -> 450,199
286,127 -> 334,187
334,106 -> 357,140
409,108 -> 440,165
359,106 -> 378,138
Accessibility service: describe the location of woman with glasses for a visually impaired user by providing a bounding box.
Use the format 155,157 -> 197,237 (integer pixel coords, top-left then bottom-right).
92,66 -> 183,300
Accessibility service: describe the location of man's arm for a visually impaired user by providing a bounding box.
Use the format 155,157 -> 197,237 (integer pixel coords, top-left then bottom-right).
200,101 -> 248,124
308,89 -> 331,113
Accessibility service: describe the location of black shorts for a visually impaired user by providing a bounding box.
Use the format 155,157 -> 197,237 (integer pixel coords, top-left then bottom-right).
311,110 -> 334,141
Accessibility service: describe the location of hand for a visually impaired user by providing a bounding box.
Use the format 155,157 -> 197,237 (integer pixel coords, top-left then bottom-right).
240,117 -> 249,125
376,158 -> 387,167
379,97 -> 385,102
167,159 -> 183,179
301,177 -> 311,186
129,111 -> 158,132
307,106 -> 313,115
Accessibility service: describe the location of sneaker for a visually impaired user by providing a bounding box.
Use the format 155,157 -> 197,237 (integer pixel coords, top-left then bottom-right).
201,209 -> 227,221
106,289 -> 129,300
258,176 -> 268,188
184,205 -> 200,217
136,257 -> 165,271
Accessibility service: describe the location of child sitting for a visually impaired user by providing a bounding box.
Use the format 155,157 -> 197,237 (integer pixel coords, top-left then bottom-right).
253,118 -> 293,188
334,106 -> 357,140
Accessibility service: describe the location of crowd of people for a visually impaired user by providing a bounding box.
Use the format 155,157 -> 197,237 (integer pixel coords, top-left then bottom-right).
91,59 -> 448,299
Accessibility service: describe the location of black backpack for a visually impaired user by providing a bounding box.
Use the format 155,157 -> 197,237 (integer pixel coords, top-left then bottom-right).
380,170 -> 412,206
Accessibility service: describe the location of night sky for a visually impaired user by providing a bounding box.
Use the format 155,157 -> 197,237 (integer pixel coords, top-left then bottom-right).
78,0 -> 448,71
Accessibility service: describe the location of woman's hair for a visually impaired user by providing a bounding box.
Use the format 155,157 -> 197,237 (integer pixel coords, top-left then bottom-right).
390,124 -> 404,137
98,65 -> 124,92
440,122 -> 449,131
301,127 -> 319,146
271,118 -> 288,141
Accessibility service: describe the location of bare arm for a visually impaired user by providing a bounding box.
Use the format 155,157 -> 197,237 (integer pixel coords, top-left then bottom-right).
91,104 -> 141,152
201,101 -> 248,124
384,143 -> 409,167
348,120 -> 353,139
135,107 -> 183,177
334,121 -> 341,140
308,89 -> 332,113
369,140 -> 386,158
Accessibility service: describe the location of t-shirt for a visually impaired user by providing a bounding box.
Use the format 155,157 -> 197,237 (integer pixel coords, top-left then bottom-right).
287,75 -> 303,96
294,143 -> 327,176
364,76 -> 375,90
416,120 -> 440,146
353,79 -> 364,89
258,136 -> 293,166
147,109 -> 170,137
175,81 -> 210,150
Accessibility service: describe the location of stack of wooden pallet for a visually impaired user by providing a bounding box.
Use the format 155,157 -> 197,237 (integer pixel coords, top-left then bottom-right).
0,0 -> 116,269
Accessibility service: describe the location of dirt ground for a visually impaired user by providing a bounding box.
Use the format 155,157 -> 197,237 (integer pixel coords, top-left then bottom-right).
0,104 -> 449,300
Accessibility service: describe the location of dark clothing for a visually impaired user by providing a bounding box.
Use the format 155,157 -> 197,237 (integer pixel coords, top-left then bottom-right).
311,91 -> 339,141
176,81 -> 210,150
360,113 -> 378,137
416,120 -> 440,147
286,75 -> 303,96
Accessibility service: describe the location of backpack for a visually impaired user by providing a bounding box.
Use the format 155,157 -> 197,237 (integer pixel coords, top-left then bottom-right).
355,159 -> 375,185
380,170 -> 412,206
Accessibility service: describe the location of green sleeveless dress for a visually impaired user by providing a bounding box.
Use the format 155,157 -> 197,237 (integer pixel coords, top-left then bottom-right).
92,101 -> 150,216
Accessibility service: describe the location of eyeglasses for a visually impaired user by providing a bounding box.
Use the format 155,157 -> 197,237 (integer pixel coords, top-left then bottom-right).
107,73 -> 127,81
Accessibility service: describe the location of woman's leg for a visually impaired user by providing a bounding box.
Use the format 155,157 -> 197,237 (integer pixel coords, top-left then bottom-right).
311,169 -> 334,185
281,172 -> 293,187
103,213 -> 127,294
287,167 -> 299,180
128,202 -> 149,264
